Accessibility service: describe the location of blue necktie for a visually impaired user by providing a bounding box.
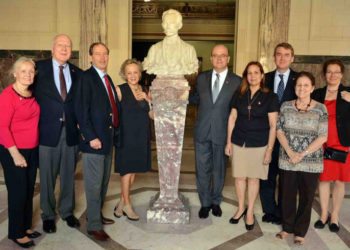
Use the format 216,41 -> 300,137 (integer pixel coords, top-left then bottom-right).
277,74 -> 284,102
212,73 -> 220,103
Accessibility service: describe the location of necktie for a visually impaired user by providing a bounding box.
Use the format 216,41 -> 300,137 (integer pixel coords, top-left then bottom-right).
59,65 -> 67,101
277,74 -> 285,102
104,75 -> 119,127
212,73 -> 220,103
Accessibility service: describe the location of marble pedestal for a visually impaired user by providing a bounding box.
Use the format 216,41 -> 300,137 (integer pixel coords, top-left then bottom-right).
147,75 -> 190,224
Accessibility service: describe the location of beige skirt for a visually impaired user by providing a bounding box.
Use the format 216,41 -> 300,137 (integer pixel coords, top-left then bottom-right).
231,143 -> 269,180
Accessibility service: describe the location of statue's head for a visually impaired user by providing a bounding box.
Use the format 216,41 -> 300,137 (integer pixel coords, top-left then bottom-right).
161,9 -> 183,37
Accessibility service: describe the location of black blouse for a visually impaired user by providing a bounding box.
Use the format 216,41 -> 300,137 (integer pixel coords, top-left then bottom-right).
230,89 -> 279,147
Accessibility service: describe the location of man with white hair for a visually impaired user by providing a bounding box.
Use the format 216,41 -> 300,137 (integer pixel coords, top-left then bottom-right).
34,34 -> 82,233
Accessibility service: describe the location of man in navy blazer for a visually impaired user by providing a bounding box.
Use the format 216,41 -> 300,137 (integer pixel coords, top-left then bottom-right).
190,45 -> 241,219
260,42 -> 297,225
75,42 -> 120,241
34,34 -> 82,233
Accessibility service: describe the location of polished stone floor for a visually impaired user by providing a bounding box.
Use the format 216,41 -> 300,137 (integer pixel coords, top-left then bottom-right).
0,133 -> 350,249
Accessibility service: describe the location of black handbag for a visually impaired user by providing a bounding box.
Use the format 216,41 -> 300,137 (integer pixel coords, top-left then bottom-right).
324,146 -> 348,163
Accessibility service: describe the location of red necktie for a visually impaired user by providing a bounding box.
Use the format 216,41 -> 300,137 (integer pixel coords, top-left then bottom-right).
104,75 -> 119,127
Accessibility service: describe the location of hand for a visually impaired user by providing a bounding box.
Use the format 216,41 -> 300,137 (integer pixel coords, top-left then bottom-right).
341,91 -> 350,102
90,138 -> 102,150
289,152 -> 304,164
149,110 -> 154,120
12,152 -> 27,167
225,143 -> 232,156
135,91 -> 147,101
263,150 -> 272,165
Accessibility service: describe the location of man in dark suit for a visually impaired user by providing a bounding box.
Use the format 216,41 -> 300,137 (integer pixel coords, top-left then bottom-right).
75,42 -> 119,241
190,45 -> 241,218
260,42 -> 297,224
34,34 -> 82,233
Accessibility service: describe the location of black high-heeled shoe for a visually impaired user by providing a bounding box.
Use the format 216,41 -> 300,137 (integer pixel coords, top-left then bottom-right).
12,239 -> 35,248
245,214 -> 255,231
229,208 -> 247,224
314,216 -> 330,229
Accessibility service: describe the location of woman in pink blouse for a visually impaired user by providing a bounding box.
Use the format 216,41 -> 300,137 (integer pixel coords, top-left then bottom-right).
0,57 -> 40,248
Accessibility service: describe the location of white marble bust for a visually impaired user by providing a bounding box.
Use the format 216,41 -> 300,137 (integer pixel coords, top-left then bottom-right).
143,9 -> 199,75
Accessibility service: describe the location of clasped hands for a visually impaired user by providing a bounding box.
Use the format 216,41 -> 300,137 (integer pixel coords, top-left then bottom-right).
135,91 -> 151,103
287,150 -> 307,164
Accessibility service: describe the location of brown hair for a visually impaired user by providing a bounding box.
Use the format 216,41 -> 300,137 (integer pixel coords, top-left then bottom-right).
295,71 -> 316,87
88,42 -> 109,56
238,61 -> 268,96
119,58 -> 143,81
322,58 -> 345,76
274,42 -> 294,57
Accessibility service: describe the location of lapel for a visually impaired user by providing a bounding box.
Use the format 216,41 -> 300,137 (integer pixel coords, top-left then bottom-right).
206,70 -> 214,103
214,71 -> 232,104
90,67 -> 114,108
45,59 -> 64,103
66,63 -> 77,102
283,69 -> 296,101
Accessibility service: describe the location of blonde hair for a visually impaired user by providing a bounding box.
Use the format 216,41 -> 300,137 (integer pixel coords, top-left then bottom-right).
10,57 -> 35,76
119,59 -> 143,81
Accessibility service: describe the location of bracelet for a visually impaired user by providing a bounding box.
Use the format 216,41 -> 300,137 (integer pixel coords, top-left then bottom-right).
267,146 -> 273,150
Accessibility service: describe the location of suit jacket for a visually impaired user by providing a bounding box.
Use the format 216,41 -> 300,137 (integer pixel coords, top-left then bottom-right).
312,84 -> 350,146
75,66 -> 121,155
34,59 -> 82,147
192,70 -> 241,145
265,69 -> 297,104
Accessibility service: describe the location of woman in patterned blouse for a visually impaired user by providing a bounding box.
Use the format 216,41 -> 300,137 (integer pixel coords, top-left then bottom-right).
275,71 -> 328,245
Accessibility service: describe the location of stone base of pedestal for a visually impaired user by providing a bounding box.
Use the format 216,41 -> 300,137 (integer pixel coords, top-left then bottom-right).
147,192 -> 190,224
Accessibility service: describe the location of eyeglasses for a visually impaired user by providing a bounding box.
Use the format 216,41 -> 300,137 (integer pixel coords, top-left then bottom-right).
211,54 -> 228,59
326,71 -> 342,76
56,44 -> 72,49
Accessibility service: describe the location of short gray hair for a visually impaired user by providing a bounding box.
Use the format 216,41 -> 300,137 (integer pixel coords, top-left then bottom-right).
52,34 -> 73,48
10,57 -> 35,76
119,59 -> 143,81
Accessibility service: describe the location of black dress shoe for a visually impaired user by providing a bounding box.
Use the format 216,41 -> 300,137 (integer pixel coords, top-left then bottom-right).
229,208 -> 247,224
43,220 -> 56,233
12,239 -> 35,248
314,216 -> 330,229
262,213 -> 273,223
198,207 -> 211,219
245,215 -> 255,231
26,231 -> 42,239
63,215 -> 81,228
211,204 -> 222,217
329,222 -> 340,232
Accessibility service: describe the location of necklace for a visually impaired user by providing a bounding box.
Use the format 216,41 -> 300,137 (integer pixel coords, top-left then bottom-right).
247,89 -> 261,120
129,84 -> 141,92
295,98 -> 312,112
327,88 -> 338,93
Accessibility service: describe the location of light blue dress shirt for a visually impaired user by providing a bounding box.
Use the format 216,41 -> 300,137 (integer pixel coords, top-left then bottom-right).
52,58 -> 72,94
273,68 -> 290,94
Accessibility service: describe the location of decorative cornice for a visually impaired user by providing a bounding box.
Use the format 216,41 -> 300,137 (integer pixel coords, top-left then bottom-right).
132,1 -> 235,19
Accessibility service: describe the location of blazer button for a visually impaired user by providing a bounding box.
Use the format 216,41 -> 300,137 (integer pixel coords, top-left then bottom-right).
109,126 -> 112,129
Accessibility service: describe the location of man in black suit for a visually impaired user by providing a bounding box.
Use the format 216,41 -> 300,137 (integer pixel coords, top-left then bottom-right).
190,45 -> 241,218
75,43 -> 119,241
34,34 -> 82,233
260,42 -> 297,224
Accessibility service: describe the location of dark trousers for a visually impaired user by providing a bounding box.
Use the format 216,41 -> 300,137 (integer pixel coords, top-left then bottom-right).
280,169 -> 319,237
0,145 -> 38,239
195,141 -> 226,207
260,144 -> 281,217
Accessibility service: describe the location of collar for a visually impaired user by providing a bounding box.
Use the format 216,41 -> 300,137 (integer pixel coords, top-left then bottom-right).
213,68 -> 228,78
93,65 -> 107,79
276,68 -> 290,78
52,58 -> 68,68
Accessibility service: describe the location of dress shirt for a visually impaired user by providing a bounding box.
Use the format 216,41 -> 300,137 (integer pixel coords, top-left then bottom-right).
212,68 -> 228,94
92,65 -> 116,101
273,68 -> 290,94
52,58 -> 72,94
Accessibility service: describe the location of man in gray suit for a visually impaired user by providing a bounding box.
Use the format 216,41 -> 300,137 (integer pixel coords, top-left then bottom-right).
190,45 -> 241,218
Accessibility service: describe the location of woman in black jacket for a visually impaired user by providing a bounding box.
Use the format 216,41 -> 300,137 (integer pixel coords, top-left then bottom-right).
312,59 -> 350,233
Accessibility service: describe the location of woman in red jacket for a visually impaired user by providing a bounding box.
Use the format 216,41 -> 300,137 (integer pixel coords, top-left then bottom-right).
0,57 -> 41,248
